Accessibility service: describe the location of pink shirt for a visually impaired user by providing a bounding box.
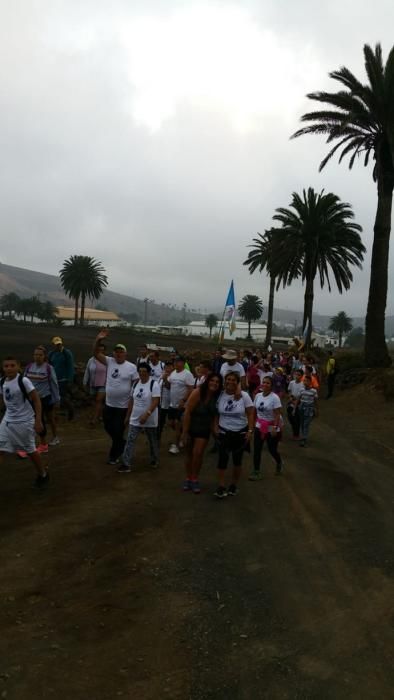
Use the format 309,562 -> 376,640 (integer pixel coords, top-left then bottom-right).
94,360 -> 107,388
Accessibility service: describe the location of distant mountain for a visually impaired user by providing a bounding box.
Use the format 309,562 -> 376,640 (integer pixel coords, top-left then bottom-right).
0,262 -> 198,325
1,262 -> 393,335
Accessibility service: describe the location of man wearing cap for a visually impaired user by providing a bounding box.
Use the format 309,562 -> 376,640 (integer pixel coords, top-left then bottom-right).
48,336 -> 75,423
167,355 -> 195,454
219,350 -> 246,389
94,330 -> 138,464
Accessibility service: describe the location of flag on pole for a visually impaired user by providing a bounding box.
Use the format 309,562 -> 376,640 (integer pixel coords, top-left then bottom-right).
224,280 -> 236,335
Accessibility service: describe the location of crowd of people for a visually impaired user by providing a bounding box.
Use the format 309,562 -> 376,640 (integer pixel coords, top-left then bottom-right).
0,330 -> 337,493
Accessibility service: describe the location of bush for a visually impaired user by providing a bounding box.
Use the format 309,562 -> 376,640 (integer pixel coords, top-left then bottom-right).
335,350 -> 365,373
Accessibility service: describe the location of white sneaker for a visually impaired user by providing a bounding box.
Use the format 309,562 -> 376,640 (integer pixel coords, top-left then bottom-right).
168,444 -> 180,454
49,437 -> 60,446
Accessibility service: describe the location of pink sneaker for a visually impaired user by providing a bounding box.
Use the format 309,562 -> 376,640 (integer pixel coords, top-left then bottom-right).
37,444 -> 49,454
17,450 -> 28,459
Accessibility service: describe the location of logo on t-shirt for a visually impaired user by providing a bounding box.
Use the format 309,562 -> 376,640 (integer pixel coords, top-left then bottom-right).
5,388 -> 11,400
135,388 -> 144,399
224,399 -> 235,412
257,401 -> 264,411
111,368 -> 120,378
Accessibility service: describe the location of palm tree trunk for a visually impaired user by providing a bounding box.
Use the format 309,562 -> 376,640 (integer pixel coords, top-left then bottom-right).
364,173 -> 393,367
74,296 -> 79,327
265,274 -> 275,349
338,331 -> 343,349
80,293 -> 86,326
303,276 -> 314,350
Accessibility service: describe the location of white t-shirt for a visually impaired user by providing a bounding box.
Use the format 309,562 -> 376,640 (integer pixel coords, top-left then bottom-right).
105,358 -> 138,409
220,362 -> 246,380
217,390 -> 253,431
168,369 -> 195,408
150,361 -> 164,381
254,391 -> 282,422
288,380 -> 304,400
257,369 -> 273,383
130,379 -> 161,428
0,375 -> 35,422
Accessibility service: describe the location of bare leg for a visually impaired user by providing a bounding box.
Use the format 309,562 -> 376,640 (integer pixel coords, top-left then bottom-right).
28,450 -> 47,477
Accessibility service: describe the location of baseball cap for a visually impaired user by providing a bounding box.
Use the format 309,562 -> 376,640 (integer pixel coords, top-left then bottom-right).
51,336 -> 63,345
114,343 -> 127,351
174,355 -> 186,362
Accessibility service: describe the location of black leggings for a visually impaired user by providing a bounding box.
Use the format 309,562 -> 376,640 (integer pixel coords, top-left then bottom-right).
38,395 -> 54,439
287,404 -> 300,437
253,428 -> 282,470
103,405 -> 127,460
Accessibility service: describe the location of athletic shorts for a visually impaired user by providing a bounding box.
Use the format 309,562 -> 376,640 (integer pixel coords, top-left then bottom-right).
168,407 -> 184,422
0,420 -> 36,454
189,430 -> 211,441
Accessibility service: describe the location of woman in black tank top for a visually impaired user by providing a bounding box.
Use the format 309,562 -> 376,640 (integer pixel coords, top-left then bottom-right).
181,372 -> 223,494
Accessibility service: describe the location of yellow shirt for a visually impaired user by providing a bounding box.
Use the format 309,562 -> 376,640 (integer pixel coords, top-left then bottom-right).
326,358 -> 336,375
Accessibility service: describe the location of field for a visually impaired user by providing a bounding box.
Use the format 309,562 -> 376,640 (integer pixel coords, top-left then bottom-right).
0,322 -> 394,699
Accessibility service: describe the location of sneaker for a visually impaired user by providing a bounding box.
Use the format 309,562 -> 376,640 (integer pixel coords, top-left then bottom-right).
227,484 -> 238,496
17,450 -> 28,459
248,470 -> 262,481
214,486 -> 227,499
49,437 -> 60,446
183,479 -> 192,491
299,439 -> 306,447
169,444 -> 180,454
34,472 -> 50,488
37,444 -> 49,454
150,460 -> 159,469
107,458 -> 119,465
117,464 -> 131,473
191,480 -> 201,494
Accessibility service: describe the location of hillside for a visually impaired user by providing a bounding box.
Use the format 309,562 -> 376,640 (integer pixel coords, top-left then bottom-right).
1,262 -> 393,333
0,262 -> 197,325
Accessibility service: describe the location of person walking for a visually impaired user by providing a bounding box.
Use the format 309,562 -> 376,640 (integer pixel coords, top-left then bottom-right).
286,369 -> 304,440
0,356 -> 49,488
213,372 -> 254,498
181,372 -> 222,493
48,336 -> 75,421
249,376 -> 283,481
83,343 -> 107,425
23,345 -> 60,454
93,330 -> 138,464
118,363 -> 161,473
297,375 -> 319,447
326,350 -> 337,399
167,356 -> 195,454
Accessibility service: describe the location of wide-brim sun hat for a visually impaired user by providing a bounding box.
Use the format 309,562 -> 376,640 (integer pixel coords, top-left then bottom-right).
222,350 -> 238,360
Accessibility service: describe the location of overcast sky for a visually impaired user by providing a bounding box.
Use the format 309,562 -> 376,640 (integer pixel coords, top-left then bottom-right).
1,0 -> 393,317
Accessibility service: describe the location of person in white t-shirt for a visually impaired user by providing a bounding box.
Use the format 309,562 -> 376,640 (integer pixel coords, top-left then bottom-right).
0,356 -> 49,488
219,350 -> 246,389
286,369 -> 304,439
117,363 -> 161,473
167,356 -> 195,454
149,350 -> 165,381
213,371 -> 254,498
94,330 -> 138,464
249,375 -> 283,481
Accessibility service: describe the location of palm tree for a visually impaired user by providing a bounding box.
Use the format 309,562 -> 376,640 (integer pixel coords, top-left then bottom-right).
205,313 -> 218,338
59,256 -> 108,326
238,294 -> 264,339
243,229 -> 276,349
270,188 -> 365,349
328,311 -> 353,348
292,43 -> 394,367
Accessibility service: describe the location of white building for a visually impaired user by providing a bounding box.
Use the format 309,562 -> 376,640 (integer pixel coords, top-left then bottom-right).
177,320 -> 268,341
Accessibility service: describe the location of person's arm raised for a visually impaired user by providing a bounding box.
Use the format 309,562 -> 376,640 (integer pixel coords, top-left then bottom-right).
93,329 -> 109,365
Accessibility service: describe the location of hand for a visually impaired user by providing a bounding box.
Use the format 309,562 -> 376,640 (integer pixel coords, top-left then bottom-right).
139,413 -> 149,425
245,430 -> 253,443
97,328 -> 109,340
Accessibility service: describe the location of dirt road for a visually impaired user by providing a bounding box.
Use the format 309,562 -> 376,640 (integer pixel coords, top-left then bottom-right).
1,391 -> 393,699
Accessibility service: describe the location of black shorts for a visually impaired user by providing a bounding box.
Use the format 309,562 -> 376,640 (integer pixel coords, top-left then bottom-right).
189,430 -> 211,441
168,407 -> 184,422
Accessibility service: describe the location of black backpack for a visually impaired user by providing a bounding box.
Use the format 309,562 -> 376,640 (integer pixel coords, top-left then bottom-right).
1,374 -> 31,403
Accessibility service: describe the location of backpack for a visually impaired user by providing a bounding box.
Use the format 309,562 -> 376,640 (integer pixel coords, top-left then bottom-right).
1,374 -> 31,403
132,378 -> 155,394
